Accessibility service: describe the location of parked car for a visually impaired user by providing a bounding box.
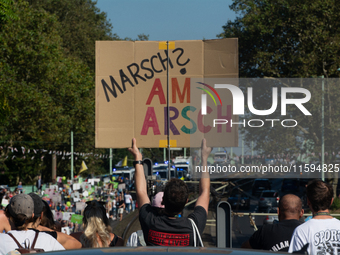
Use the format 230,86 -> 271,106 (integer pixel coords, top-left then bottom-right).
252,179 -> 271,196
258,190 -> 279,212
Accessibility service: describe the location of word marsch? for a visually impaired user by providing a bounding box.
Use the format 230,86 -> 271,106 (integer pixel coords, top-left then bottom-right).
101,48 -> 190,102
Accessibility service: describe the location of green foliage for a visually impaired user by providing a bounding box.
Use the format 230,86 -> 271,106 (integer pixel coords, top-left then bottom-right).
218,0 -> 340,156
219,0 -> 340,78
28,0 -> 120,70
0,0 -> 18,25
0,0 -> 108,185
331,197 -> 340,211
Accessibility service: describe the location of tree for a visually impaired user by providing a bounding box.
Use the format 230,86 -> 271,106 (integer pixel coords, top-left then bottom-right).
219,0 -> 340,78
218,0 -> 340,186
0,0 -> 17,25
27,0 -> 120,71
0,0 -> 106,185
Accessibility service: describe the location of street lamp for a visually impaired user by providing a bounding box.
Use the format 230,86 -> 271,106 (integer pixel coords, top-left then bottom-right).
321,76 -> 324,181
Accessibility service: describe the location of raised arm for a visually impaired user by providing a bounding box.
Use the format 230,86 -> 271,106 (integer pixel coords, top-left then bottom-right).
195,138 -> 212,215
128,138 -> 150,209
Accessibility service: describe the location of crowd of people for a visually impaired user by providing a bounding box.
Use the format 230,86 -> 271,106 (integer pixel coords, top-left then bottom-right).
0,138 -> 339,254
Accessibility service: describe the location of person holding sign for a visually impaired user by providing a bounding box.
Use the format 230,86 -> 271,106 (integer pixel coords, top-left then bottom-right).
128,138 -> 211,246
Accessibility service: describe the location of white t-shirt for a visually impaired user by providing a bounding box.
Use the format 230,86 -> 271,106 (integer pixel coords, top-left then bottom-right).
0,230 -> 65,254
125,194 -> 132,204
289,218 -> 340,254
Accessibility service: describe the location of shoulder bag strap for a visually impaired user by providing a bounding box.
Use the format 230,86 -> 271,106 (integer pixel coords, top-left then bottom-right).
31,231 -> 39,249
7,233 -> 24,249
188,218 -> 204,247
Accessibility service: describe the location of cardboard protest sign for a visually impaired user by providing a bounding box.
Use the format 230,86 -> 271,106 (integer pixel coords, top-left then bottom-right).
75,201 -> 86,211
71,214 -> 83,224
54,211 -> 63,221
73,191 -> 80,202
82,183 -> 91,193
44,188 -> 53,196
61,227 -> 70,235
72,183 -> 80,191
63,212 -> 74,221
51,192 -> 61,204
95,39 -> 238,148
49,185 -> 58,192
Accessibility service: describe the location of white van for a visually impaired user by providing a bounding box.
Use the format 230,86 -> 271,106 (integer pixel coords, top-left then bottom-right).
153,163 -> 175,181
111,166 -> 135,180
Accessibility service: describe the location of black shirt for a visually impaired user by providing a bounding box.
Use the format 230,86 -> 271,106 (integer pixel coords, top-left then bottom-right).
249,219 -> 302,252
116,200 -> 125,208
139,204 -> 207,246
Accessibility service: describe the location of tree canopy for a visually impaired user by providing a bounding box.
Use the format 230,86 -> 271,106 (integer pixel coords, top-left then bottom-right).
0,0 -> 118,185
218,0 -> 340,161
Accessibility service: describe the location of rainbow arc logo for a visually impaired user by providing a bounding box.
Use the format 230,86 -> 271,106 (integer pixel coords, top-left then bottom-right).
196,82 -> 222,115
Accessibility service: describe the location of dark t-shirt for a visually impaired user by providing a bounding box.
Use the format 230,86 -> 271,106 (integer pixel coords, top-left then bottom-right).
116,200 -> 125,208
249,219 -> 302,252
139,204 -> 207,246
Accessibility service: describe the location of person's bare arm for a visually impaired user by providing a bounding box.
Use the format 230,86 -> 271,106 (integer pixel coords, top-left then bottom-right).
128,138 -> 150,209
195,138 -> 211,215
37,225 -> 82,249
0,210 -> 11,232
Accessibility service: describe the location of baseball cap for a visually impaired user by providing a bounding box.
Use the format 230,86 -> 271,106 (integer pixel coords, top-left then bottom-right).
152,192 -> 165,208
8,194 -> 34,218
29,193 -> 44,217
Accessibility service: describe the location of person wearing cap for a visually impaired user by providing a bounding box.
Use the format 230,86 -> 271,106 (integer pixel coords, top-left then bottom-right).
27,193 -> 82,250
128,138 -> 211,246
0,193 -> 65,254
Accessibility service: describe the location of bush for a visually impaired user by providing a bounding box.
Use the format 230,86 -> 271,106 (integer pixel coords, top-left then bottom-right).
331,197 -> 340,211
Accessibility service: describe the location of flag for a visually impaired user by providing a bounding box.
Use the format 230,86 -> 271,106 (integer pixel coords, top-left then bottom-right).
79,161 -> 88,174
116,156 -> 128,167
122,156 -> 127,167
116,159 -> 122,167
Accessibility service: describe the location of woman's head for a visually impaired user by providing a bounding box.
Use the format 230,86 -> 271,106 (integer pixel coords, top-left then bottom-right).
81,200 -> 111,248
83,200 -> 109,227
40,200 -> 56,230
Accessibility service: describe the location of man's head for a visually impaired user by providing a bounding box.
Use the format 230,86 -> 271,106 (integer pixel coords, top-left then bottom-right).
278,194 -> 303,221
6,193 -> 34,229
306,179 -> 333,212
162,179 -> 189,215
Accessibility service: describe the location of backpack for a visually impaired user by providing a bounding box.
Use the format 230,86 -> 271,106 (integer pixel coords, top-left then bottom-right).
7,232 -> 44,253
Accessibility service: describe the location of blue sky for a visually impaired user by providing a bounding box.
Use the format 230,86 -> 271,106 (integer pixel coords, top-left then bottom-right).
96,0 -> 236,41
